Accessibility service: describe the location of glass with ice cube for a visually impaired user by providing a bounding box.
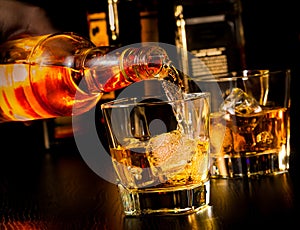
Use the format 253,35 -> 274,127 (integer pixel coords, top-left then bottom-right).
101,92 -> 211,216
197,70 -> 291,178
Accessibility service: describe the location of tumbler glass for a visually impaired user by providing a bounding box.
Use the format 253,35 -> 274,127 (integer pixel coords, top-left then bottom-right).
197,69 -> 291,178
101,92 -> 211,216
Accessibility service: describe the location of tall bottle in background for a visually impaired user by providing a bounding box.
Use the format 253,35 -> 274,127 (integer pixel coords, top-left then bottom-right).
158,0 -> 246,77
0,32 -> 172,124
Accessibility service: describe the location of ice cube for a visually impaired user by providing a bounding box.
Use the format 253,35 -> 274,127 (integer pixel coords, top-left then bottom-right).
146,130 -> 196,178
220,88 -> 262,115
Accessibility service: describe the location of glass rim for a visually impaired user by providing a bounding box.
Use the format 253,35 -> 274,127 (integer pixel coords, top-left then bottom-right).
195,69 -> 290,82
100,92 -> 210,109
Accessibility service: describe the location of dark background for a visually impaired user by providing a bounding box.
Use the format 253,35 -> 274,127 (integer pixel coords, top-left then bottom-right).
241,1 -> 299,174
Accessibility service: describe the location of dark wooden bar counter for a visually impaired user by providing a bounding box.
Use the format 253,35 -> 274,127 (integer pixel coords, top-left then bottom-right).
0,126 -> 299,230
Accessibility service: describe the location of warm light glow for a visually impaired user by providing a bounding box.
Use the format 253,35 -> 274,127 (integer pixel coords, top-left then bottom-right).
278,144 -> 288,170
108,1 -> 115,31
0,63 -> 102,121
2,220 -> 46,230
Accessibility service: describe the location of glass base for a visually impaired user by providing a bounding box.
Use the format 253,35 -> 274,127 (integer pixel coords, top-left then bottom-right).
118,180 -> 210,216
210,151 -> 289,178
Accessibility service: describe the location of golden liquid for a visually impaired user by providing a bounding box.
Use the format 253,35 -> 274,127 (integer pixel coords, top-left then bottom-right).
109,131 -> 210,215
210,107 -> 289,177
110,135 -> 209,187
0,63 -> 103,122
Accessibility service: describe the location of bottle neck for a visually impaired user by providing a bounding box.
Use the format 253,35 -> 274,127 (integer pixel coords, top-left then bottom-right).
121,46 -> 171,81
74,46 -> 113,70
77,45 -> 173,93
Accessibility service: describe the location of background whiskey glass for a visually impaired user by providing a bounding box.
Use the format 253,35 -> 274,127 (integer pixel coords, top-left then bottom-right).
197,70 -> 291,178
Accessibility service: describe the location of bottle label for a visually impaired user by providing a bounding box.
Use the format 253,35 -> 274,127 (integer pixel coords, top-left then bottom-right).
190,47 -> 229,76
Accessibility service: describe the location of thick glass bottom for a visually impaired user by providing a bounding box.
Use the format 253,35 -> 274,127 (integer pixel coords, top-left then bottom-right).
118,180 -> 210,216
210,151 -> 289,178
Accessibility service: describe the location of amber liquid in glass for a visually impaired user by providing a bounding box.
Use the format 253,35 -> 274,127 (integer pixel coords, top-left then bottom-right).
109,130 -> 210,215
210,106 -> 289,178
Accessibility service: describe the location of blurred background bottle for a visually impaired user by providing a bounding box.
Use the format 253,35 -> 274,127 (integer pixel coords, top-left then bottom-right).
158,0 -> 246,77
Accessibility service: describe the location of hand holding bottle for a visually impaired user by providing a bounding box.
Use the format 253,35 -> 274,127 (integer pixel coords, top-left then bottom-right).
0,0 -> 58,44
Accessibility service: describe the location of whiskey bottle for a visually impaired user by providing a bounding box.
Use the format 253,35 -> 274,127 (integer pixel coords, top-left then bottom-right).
0,32 -> 171,123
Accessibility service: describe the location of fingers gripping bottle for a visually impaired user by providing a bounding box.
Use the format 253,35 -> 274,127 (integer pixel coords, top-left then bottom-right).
0,32 -> 172,123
